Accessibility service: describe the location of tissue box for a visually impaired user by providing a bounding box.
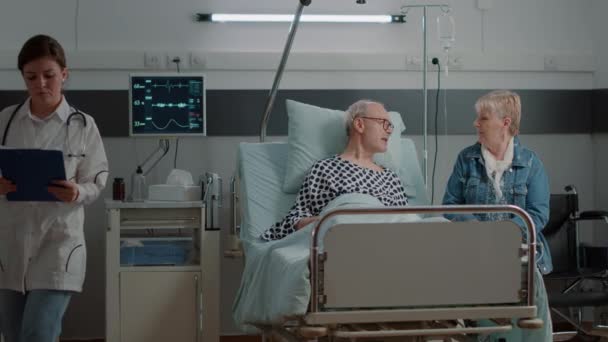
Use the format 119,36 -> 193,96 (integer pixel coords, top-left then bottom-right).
148,184 -> 201,201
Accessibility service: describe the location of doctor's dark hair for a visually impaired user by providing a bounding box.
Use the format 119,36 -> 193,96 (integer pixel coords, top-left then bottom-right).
18,34 -> 67,72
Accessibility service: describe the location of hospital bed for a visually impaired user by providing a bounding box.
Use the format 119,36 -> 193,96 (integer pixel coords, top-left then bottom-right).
232,137 -> 543,341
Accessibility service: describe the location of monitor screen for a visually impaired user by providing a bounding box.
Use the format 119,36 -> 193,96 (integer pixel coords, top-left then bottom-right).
129,73 -> 206,136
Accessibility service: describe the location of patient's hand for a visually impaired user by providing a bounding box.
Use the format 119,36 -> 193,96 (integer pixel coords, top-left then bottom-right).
296,216 -> 319,230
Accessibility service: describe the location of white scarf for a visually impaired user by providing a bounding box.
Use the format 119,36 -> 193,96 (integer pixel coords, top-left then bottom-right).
481,137 -> 514,201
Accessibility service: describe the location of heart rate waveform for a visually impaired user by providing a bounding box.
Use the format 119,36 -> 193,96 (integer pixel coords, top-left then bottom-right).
150,81 -> 189,93
130,75 -> 206,135
133,111 -> 202,131
149,118 -> 190,130
151,102 -> 189,108
136,112 -> 202,130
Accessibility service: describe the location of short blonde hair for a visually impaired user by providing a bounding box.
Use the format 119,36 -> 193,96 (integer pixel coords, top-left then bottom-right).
345,99 -> 384,136
475,90 -> 521,136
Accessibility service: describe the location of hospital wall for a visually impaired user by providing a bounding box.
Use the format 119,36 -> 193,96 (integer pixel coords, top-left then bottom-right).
0,0 -> 603,338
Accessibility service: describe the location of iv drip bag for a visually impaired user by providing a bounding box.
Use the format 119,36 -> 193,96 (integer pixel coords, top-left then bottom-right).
437,11 -> 455,51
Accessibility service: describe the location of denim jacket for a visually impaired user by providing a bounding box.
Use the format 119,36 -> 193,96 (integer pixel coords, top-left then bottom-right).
442,137 -> 552,274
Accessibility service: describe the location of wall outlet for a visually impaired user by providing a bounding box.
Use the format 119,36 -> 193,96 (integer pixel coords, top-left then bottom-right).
189,52 -> 206,69
144,52 -> 164,69
167,53 -> 188,71
448,55 -> 463,70
544,56 -> 558,71
406,56 -> 422,70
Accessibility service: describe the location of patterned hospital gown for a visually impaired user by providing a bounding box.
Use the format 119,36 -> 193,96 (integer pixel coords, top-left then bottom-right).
261,156 -> 409,241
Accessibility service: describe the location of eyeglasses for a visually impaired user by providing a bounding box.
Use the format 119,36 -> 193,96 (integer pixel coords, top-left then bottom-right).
359,116 -> 394,132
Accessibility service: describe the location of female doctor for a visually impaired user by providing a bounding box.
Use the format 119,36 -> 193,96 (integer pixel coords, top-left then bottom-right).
0,35 -> 108,342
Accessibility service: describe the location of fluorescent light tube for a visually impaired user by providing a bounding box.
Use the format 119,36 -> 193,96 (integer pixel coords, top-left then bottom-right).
197,13 -> 405,24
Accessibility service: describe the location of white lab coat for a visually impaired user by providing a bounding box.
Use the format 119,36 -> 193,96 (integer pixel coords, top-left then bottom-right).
0,97 -> 108,293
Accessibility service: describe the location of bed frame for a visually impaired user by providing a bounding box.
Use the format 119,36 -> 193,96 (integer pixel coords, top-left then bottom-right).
234,141 -> 543,341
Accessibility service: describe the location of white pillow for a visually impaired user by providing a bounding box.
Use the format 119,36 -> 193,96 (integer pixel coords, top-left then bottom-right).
282,99 -> 406,194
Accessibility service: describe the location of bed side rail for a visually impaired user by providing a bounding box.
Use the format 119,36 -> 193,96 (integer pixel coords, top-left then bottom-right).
310,205 -> 537,313
224,175 -> 243,258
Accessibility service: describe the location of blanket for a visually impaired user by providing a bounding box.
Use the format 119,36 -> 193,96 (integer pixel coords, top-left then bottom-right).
232,194 -> 436,330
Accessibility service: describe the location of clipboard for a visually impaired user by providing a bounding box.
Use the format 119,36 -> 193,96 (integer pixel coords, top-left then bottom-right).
0,149 -> 67,201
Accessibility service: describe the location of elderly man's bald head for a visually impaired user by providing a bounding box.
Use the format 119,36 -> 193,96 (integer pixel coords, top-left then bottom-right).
345,100 -> 386,136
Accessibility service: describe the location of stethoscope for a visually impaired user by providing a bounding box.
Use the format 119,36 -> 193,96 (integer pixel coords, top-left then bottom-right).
1,100 -> 88,159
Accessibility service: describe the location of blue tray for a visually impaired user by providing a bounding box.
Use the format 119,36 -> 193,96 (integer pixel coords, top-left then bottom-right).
120,239 -> 192,266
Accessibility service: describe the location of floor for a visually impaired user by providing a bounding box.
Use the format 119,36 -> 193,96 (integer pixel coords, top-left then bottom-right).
50,323 -> 606,342
59,333 -> 608,342
60,337 -> 261,342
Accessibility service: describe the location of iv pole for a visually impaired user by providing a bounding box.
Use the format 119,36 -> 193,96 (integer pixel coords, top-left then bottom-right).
401,4 -> 449,188
259,0 -> 385,142
259,0 -> 311,142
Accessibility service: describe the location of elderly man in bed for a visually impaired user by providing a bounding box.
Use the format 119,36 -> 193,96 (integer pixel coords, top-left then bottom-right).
261,100 -> 408,241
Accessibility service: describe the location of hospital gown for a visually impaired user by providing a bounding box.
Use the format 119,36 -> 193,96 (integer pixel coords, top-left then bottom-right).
261,156 -> 408,241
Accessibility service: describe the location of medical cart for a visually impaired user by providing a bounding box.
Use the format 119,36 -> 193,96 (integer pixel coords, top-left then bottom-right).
105,200 -> 219,342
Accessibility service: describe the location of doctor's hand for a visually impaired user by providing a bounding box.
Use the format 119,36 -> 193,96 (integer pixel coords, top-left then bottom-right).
0,177 -> 17,195
48,180 -> 80,202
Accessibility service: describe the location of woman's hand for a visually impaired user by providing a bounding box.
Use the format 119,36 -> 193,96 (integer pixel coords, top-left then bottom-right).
48,180 -> 79,202
296,216 -> 319,230
0,177 -> 16,195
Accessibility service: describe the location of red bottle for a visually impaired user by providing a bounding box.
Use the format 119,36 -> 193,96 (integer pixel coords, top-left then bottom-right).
113,178 -> 125,201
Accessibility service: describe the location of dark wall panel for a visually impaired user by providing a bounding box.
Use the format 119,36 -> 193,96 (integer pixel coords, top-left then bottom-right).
592,89 -> 608,133
0,89 -> 595,136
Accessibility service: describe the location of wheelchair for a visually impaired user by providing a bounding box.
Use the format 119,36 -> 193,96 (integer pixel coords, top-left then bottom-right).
544,185 -> 608,341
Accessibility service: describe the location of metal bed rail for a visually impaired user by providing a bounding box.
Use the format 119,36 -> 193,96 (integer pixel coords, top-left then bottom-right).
310,204 -> 537,313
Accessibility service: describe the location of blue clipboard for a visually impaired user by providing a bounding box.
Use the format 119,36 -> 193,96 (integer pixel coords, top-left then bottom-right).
0,149 -> 67,201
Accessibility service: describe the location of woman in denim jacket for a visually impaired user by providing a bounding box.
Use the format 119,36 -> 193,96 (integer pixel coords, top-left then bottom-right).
442,90 -> 552,342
